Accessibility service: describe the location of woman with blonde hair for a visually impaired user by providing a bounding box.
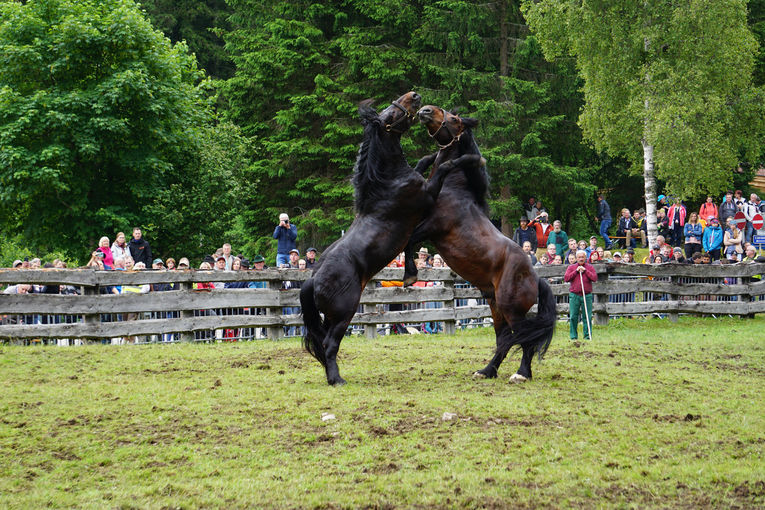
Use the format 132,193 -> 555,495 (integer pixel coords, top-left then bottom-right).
96,236 -> 114,269
723,217 -> 744,262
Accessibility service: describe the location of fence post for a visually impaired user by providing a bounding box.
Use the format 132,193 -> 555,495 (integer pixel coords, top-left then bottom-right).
594,269 -> 609,326
363,303 -> 377,339
442,276 -> 457,335
267,279 -> 283,341
668,275 -> 679,323
741,276 -> 753,319
179,282 -> 194,342
83,284 -> 99,344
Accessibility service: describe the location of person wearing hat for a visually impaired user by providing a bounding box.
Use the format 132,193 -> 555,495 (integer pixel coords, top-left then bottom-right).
273,212 -> 298,267
670,247 -> 686,263
612,251 -> 622,262
177,257 -> 190,269
12,259 -> 23,269
288,248 -> 300,268
513,217 -> 537,252
417,247 -> 431,268
214,254 -> 227,271
657,194 -> 669,214
585,235 -> 598,259
152,258 -> 165,270
702,216 -> 724,261
623,247 -> 635,263
305,248 -> 318,268
151,259 -> 173,294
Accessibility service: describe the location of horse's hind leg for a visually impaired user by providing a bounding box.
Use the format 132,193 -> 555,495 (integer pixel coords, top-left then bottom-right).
473,304 -> 510,379
509,344 -> 534,384
324,321 -> 350,386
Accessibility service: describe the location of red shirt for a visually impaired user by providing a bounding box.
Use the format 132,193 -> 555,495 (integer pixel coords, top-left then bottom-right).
564,263 -> 597,295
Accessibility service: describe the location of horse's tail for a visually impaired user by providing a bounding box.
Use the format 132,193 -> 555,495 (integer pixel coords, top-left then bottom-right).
503,277 -> 556,360
300,279 -> 327,368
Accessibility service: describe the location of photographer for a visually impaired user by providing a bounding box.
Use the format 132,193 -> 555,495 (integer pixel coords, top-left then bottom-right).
273,213 -> 298,267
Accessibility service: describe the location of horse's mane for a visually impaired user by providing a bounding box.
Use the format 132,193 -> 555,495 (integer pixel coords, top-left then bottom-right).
352,101 -> 406,214
456,128 -> 490,215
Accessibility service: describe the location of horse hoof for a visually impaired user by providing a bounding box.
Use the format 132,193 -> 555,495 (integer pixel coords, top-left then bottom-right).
402,275 -> 417,287
473,369 -> 496,379
329,377 -> 347,387
509,373 -> 528,384
479,157 -> 487,166
473,371 -> 487,379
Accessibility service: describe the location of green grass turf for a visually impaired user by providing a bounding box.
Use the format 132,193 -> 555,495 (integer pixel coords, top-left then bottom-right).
1,316 -> 763,508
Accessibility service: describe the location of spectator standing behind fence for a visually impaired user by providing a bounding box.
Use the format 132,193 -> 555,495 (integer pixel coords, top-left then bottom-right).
529,199 -> 546,221
529,212 -> 553,252
128,227 -> 152,267
522,241 -> 538,265
683,212 -> 703,259
744,194 -> 762,244
656,208 -> 670,239
221,243 -> 236,270
699,196 -> 718,223
111,232 -> 129,262
305,248 -> 318,268
273,213 -> 297,267
667,198 -> 686,247
549,220 -> 569,257
595,194 -> 613,249
565,250 -> 597,341
719,192 -> 736,224
96,237 -> 114,269
513,217 -> 537,251
702,217 -> 724,261
723,217 -> 744,261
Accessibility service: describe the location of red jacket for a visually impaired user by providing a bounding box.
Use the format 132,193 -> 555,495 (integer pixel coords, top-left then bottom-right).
529,220 -> 553,248
564,263 -> 597,295
699,203 -> 718,222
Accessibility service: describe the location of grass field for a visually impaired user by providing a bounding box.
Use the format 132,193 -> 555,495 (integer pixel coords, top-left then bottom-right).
1,317 -> 764,509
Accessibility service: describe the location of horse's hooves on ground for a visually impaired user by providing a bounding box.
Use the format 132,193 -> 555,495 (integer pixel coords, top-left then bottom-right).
472,371 -> 487,379
473,369 -> 496,379
509,373 -> 528,384
328,377 -> 347,387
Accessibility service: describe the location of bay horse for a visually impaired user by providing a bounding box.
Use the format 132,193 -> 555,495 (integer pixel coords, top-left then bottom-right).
300,92 -> 479,386
403,105 -> 556,383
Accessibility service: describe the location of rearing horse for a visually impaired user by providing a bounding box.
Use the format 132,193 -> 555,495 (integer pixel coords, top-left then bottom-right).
300,93 -> 477,386
403,106 -> 556,383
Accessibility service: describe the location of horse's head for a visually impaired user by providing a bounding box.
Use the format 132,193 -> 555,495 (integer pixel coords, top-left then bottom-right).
359,91 -> 421,135
418,105 -> 478,149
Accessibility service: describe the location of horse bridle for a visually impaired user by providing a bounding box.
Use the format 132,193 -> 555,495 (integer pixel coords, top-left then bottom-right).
426,107 -> 464,149
385,100 -> 417,134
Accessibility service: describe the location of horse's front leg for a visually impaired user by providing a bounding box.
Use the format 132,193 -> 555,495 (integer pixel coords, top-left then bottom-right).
402,225 -> 428,287
424,154 -> 484,199
413,153 -> 437,175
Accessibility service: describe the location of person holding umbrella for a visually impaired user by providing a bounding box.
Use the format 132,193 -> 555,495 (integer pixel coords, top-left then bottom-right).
564,250 -> 598,340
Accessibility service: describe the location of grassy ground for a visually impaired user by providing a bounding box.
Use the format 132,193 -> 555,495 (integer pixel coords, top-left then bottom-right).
1,317 -> 763,509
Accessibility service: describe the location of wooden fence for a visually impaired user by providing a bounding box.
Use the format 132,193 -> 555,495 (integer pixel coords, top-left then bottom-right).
1,263 -> 764,344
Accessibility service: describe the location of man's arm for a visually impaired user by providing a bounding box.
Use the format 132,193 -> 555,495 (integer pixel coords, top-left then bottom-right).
288,224 -> 297,241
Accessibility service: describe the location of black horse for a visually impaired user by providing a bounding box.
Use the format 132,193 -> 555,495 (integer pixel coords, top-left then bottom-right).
403,105 -> 556,383
300,92 -> 478,386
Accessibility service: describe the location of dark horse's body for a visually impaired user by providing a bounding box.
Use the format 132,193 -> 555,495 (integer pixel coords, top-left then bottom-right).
301,93 -> 475,385
403,106 -> 556,383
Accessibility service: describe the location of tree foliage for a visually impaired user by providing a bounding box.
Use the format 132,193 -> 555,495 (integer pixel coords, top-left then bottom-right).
0,0 -> 244,261
522,0 -> 764,201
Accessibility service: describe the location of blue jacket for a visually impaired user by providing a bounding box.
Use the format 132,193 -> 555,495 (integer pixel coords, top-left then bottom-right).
272,224 -> 297,254
702,225 -> 723,252
683,223 -> 703,243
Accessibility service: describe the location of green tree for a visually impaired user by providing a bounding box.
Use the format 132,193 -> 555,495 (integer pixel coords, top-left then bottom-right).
140,0 -> 234,79
522,0 -> 763,244
0,0 -> 212,258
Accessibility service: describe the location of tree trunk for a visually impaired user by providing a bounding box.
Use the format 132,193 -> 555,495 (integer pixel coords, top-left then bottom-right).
642,138 -> 658,249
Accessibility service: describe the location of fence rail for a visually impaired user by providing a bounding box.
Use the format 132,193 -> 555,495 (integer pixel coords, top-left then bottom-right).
1,264 -> 763,343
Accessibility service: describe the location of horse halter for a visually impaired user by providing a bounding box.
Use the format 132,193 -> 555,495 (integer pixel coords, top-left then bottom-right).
426,107 -> 464,149
385,100 -> 417,134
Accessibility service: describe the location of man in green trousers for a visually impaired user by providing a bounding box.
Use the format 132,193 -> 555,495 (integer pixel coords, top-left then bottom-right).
564,250 -> 597,340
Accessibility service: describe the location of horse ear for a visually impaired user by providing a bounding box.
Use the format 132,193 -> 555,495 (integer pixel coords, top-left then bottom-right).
462,117 -> 479,129
358,99 -> 377,125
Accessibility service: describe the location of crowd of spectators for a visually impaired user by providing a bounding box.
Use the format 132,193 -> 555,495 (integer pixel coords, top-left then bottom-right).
516,192 -> 765,267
